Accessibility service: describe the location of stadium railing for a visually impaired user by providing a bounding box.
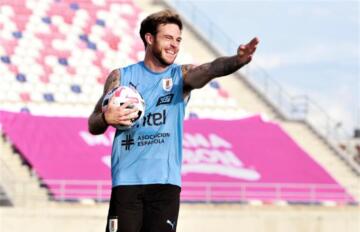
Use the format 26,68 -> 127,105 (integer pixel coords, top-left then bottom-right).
2,179 -> 358,206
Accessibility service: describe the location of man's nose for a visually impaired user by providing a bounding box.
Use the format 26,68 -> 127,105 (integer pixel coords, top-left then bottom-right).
170,39 -> 179,48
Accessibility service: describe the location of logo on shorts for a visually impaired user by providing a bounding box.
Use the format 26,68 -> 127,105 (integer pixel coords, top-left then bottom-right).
121,134 -> 134,150
109,217 -> 118,232
156,94 -> 174,106
166,219 -> 176,231
162,78 -> 173,92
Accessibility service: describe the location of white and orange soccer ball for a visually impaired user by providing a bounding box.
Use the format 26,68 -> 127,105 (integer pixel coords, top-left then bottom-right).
102,86 -> 145,130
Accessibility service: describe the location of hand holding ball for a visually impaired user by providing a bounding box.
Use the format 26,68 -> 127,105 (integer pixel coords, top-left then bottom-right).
102,86 -> 145,130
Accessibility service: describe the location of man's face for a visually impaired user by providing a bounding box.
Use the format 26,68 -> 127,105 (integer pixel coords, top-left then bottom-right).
150,23 -> 182,66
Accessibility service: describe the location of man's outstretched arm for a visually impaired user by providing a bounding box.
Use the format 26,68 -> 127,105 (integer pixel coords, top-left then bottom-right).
182,37 -> 259,93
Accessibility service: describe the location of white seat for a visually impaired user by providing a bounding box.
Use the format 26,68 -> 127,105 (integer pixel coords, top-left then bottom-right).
137,51 -> 145,61
118,3 -> 135,15
6,88 -> 19,101
51,15 -> 64,27
66,93 -> 79,104
81,84 -> 93,95
96,39 -> 109,52
28,14 -> 43,25
73,9 -> 89,29
44,55 -> 57,67
33,5 -> 49,17
0,5 -> 15,17
109,4 -> 122,15
227,98 -> 237,107
58,22 -> 70,35
0,83 -> 11,100
91,25 -> 105,37
90,92 -> 101,103
77,93 -> 89,104
0,102 -> 23,112
96,10 -> 108,20
92,0 -> 106,7
52,39 -> 66,50
52,66 -> 68,77
0,63 -> 8,74
55,92 -> 67,103
88,33 -> 102,45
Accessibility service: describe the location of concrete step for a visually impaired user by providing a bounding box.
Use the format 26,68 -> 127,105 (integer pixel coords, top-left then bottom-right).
0,137 -> 50,206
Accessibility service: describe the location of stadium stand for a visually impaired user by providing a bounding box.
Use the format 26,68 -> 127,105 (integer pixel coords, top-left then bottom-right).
1,0 -> 359,232
0,0 -> 358,203
0,0 -> 242,118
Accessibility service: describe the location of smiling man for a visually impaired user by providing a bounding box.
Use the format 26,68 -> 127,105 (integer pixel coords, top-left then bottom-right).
88,9 -> 259,232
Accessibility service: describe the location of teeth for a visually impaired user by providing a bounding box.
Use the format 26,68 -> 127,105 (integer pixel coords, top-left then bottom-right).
166,50 -> 175,55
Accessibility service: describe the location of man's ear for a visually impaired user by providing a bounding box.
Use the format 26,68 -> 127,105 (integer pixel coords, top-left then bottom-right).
145,33 -> 154,46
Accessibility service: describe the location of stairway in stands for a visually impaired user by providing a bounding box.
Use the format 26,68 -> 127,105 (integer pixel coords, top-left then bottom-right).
0,135 -> 49,207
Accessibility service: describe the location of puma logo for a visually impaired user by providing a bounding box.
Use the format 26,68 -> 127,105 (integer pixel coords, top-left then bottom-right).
166,219 -> 175,230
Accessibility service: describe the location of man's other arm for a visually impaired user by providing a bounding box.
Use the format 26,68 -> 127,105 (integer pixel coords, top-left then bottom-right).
88,69 -> 120,135
182,37 -> 259,94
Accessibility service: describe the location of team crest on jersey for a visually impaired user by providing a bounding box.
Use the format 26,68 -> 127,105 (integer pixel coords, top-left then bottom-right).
162,78 -> 173,92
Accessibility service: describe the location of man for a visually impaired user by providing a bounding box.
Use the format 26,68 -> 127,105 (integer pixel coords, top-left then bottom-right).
88,9 -> 259,232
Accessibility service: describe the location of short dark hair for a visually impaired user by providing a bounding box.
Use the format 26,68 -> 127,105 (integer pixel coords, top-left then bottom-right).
139,9 -> 183,48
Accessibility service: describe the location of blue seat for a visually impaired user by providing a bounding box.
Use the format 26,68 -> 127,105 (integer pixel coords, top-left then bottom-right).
96,19 -> 106,27
12,31 -> 22,39
16,73 -> 26,82
58,58 -> 68,66
87,41 -> 97,50
69,2 -> 80,11
79,34 -> 89,42
41,16 -> 52,24
1,56 -> 11,64
20,107 -> 30,113
209,81 -> 220,89
43,93 -> 55,102
189,112 -> 199,119
70,84 -> 81,93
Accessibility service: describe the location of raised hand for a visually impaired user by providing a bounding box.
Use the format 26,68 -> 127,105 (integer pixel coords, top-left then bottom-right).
237,37 -> 259,65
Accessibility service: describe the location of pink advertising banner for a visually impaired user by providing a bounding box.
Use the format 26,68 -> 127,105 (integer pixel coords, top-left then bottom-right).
0,111 -> 354,203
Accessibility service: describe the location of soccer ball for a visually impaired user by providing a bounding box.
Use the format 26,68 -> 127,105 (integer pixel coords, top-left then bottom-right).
102,86 -> 145,130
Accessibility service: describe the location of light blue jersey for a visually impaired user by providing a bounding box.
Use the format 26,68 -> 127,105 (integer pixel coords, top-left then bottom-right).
111,61 -> 186,187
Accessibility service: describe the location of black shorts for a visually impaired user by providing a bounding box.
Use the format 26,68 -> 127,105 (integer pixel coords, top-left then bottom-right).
105,184 -> 181,232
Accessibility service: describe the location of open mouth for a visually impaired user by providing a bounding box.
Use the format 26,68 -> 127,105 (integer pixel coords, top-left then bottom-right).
165,49 -> 176,56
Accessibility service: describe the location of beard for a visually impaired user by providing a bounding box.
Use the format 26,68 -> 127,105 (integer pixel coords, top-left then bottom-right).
151,41 -> 176,66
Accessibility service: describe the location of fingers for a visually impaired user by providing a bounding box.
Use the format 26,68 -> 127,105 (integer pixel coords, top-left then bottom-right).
104,98 -> 140,126
239,46 -> 257,56
248,37 -> 259,47
246,37 -> 259,54
238,37 -> 259,58
117,99 -> 139,124
108,108 -> 139,127
244,38 -> 258,52
248,46 -> 257,54
118,109 -> 139,121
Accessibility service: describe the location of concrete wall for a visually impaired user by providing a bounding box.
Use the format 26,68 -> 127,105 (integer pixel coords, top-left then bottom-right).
1,204 -> 359,232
